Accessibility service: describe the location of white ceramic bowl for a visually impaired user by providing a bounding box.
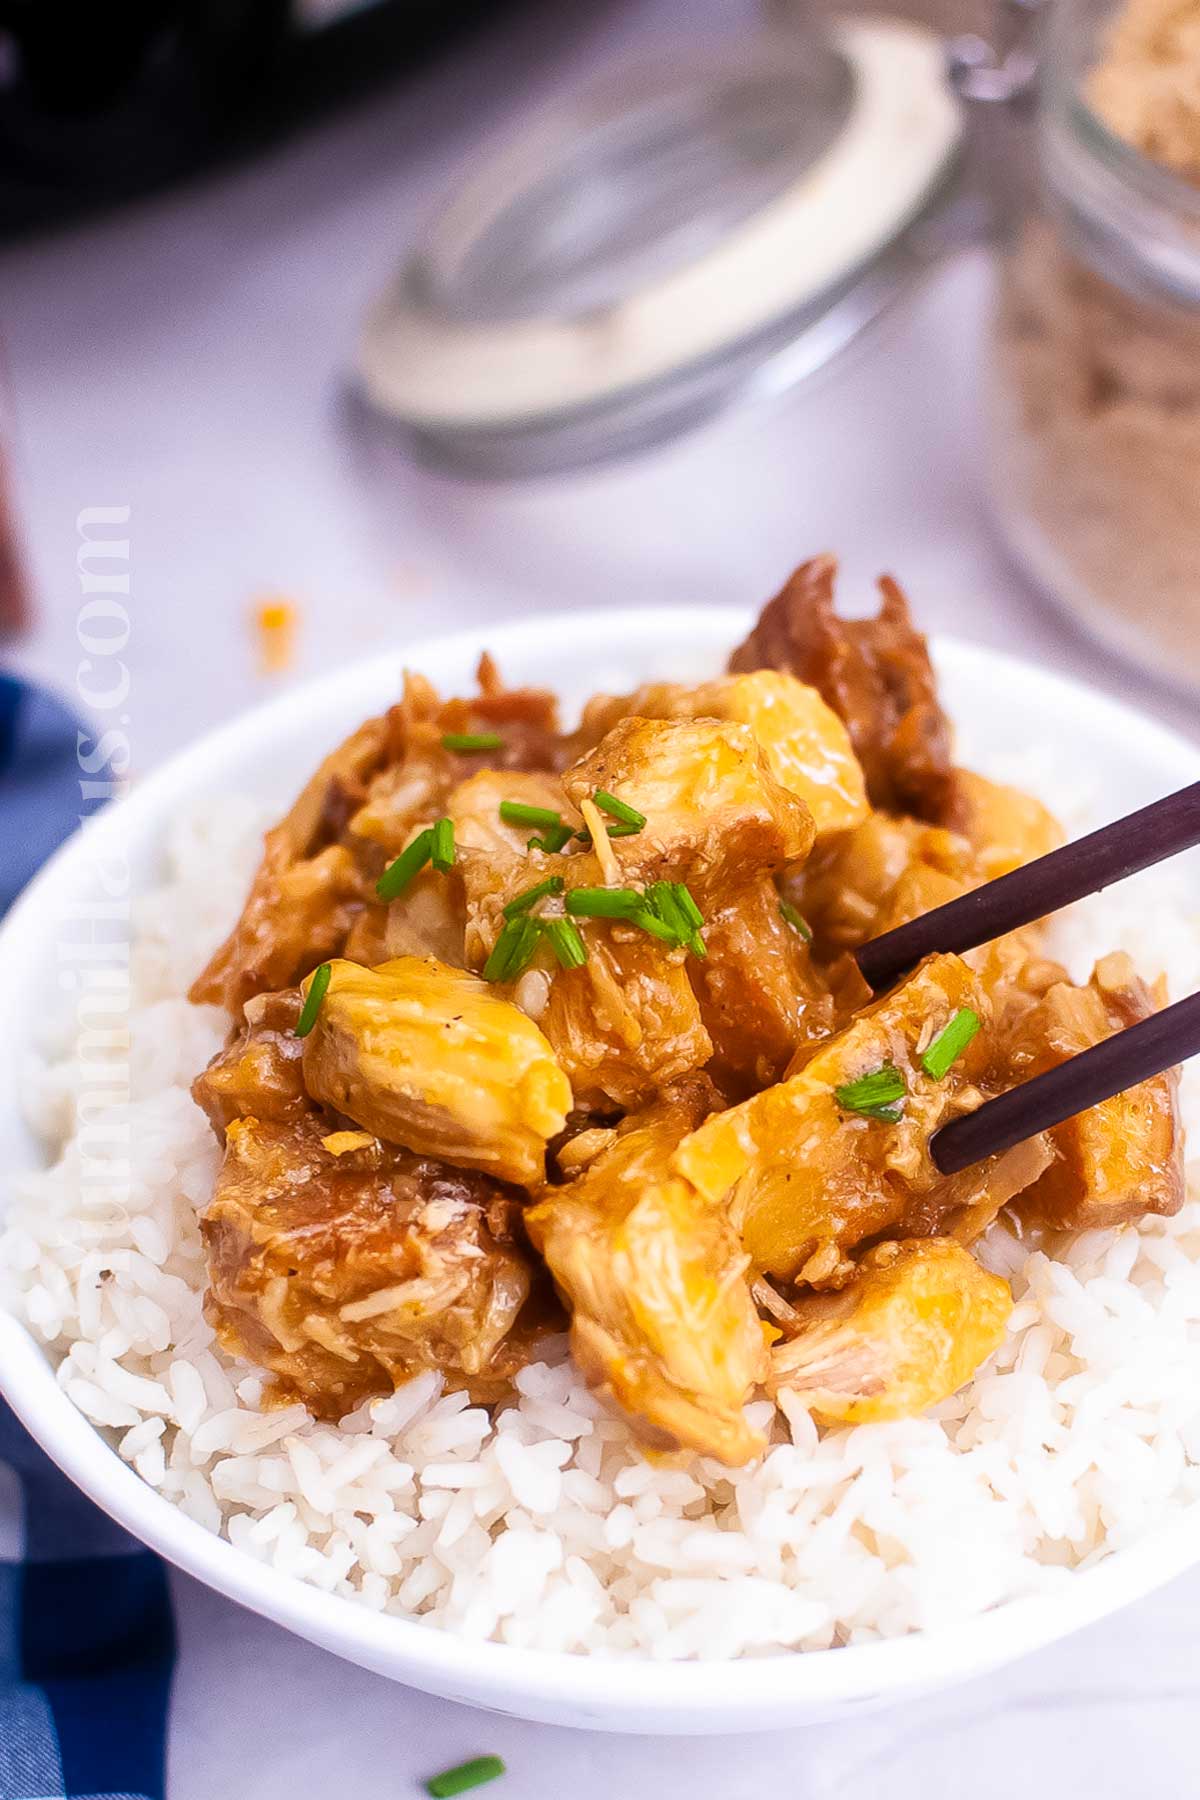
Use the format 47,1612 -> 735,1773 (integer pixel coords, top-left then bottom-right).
2,607 -> 1199,1735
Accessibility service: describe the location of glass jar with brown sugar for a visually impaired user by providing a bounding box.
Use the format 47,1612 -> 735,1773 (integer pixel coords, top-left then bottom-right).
987,0 -> 1200,691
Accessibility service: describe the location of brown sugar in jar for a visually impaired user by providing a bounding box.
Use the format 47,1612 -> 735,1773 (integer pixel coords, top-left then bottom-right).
987,0 -> 1200,688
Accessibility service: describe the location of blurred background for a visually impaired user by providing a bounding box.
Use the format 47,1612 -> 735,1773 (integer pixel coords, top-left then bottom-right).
2,0 -> 1197,778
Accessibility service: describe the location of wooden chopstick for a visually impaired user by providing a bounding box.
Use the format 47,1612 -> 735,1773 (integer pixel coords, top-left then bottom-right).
930,987 -> 1200,1174
854,780 -> 1200,994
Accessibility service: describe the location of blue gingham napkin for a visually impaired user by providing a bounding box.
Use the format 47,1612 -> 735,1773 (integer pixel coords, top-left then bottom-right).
0,673 -> 174,1800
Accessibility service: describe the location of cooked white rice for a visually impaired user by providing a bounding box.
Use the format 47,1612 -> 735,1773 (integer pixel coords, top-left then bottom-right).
6,756 -> 1200,1661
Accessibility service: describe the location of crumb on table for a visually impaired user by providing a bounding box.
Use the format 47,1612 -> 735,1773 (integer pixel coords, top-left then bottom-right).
252,595 -> 298,674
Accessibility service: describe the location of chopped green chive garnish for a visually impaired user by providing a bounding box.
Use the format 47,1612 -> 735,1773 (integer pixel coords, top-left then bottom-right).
430,816 -> 456,873
500,801 -> 562,831
442,731 -> 503,753
835,1063 -> 906,1123
921,1007 -> 981,1081
527,822 -> 574,855
674,883 -> 704,931
573,821 -> 643,844
295,962 -> 332,1038
426,1756 -> 506,1799
565,886 -> 644,920
629,908 -> 678,944
592,789 -> 646,831
562,881 -> 707,954
483,915 -> 541,983
544,917 -> 588,969
644,880 -> 684,932
779,899 -> 813,943
502,875 -> 565,920
376,828 -> 433,900
643,881 -> 706,957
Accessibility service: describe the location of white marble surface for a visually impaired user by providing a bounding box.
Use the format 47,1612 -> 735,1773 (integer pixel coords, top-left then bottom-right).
3,0 -> 1200,1791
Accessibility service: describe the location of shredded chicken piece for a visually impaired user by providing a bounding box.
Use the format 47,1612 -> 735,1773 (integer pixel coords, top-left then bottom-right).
769,1238 -> 1012,1422
952,768 -> 1063,881
526,1078 -> 766,1466
581,795 -> 620,885
204,1114 -> 534,1419
455,839 -> 712,1111
192,661 -> 565,1015
791,771 -> 1063,1027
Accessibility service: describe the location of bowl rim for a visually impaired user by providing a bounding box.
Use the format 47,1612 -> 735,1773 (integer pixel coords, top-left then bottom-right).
3,604 -> 1200,1722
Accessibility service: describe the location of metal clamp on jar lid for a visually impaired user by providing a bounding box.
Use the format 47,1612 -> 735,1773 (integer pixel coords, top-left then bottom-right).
356,17 -> 962,473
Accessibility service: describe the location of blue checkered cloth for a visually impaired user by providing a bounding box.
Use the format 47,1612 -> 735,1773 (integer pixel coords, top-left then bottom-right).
0,673 -> 174,1800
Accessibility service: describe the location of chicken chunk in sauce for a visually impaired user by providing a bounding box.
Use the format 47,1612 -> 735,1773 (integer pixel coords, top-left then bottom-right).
526,1078 -> 766,1465
561,716 -> 815,898
574,670 -> 868,838
456,712 -> 821,1111
674,954 -> 1019,1283
456,839 -> 713,1112
768,1238 -> 1012,1423
1007,952 -> 1183,1230
792,772 -> 1062,959
193,987 -> 309,1132
191,660 -> 563,1014
204,1114 -> 533,1419
539,928 -> 713,1112
691,873 -> 834,1093
299,956 -> 572,1188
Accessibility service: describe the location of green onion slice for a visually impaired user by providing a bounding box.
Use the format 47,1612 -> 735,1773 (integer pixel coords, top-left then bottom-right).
502,875 -> 564,920
442,731 -> 503,752
779,899 -> 813,943
376,828 -> 433,901
921,1007 -> 981,1081
543,917 -> 588,969
295,962 -> 332,1038
430,816 -> 456,873
527,822 -> 574,855
483,915 -> 541,984
565,886 -> 644,919
673,882 -> 706,956
643,881 -> 706,957
835,1063 -> 907,1122
644,880 -> 685,933
574,822 -> 644,845
425,1756 -> 506,1799
629,908 -> 678,944
674,883 -> 704,930
500,800 -> 562,831
592,789 -> 646,831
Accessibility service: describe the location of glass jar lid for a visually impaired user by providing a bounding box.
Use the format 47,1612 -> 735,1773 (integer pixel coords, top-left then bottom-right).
357,18 -> 962,473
